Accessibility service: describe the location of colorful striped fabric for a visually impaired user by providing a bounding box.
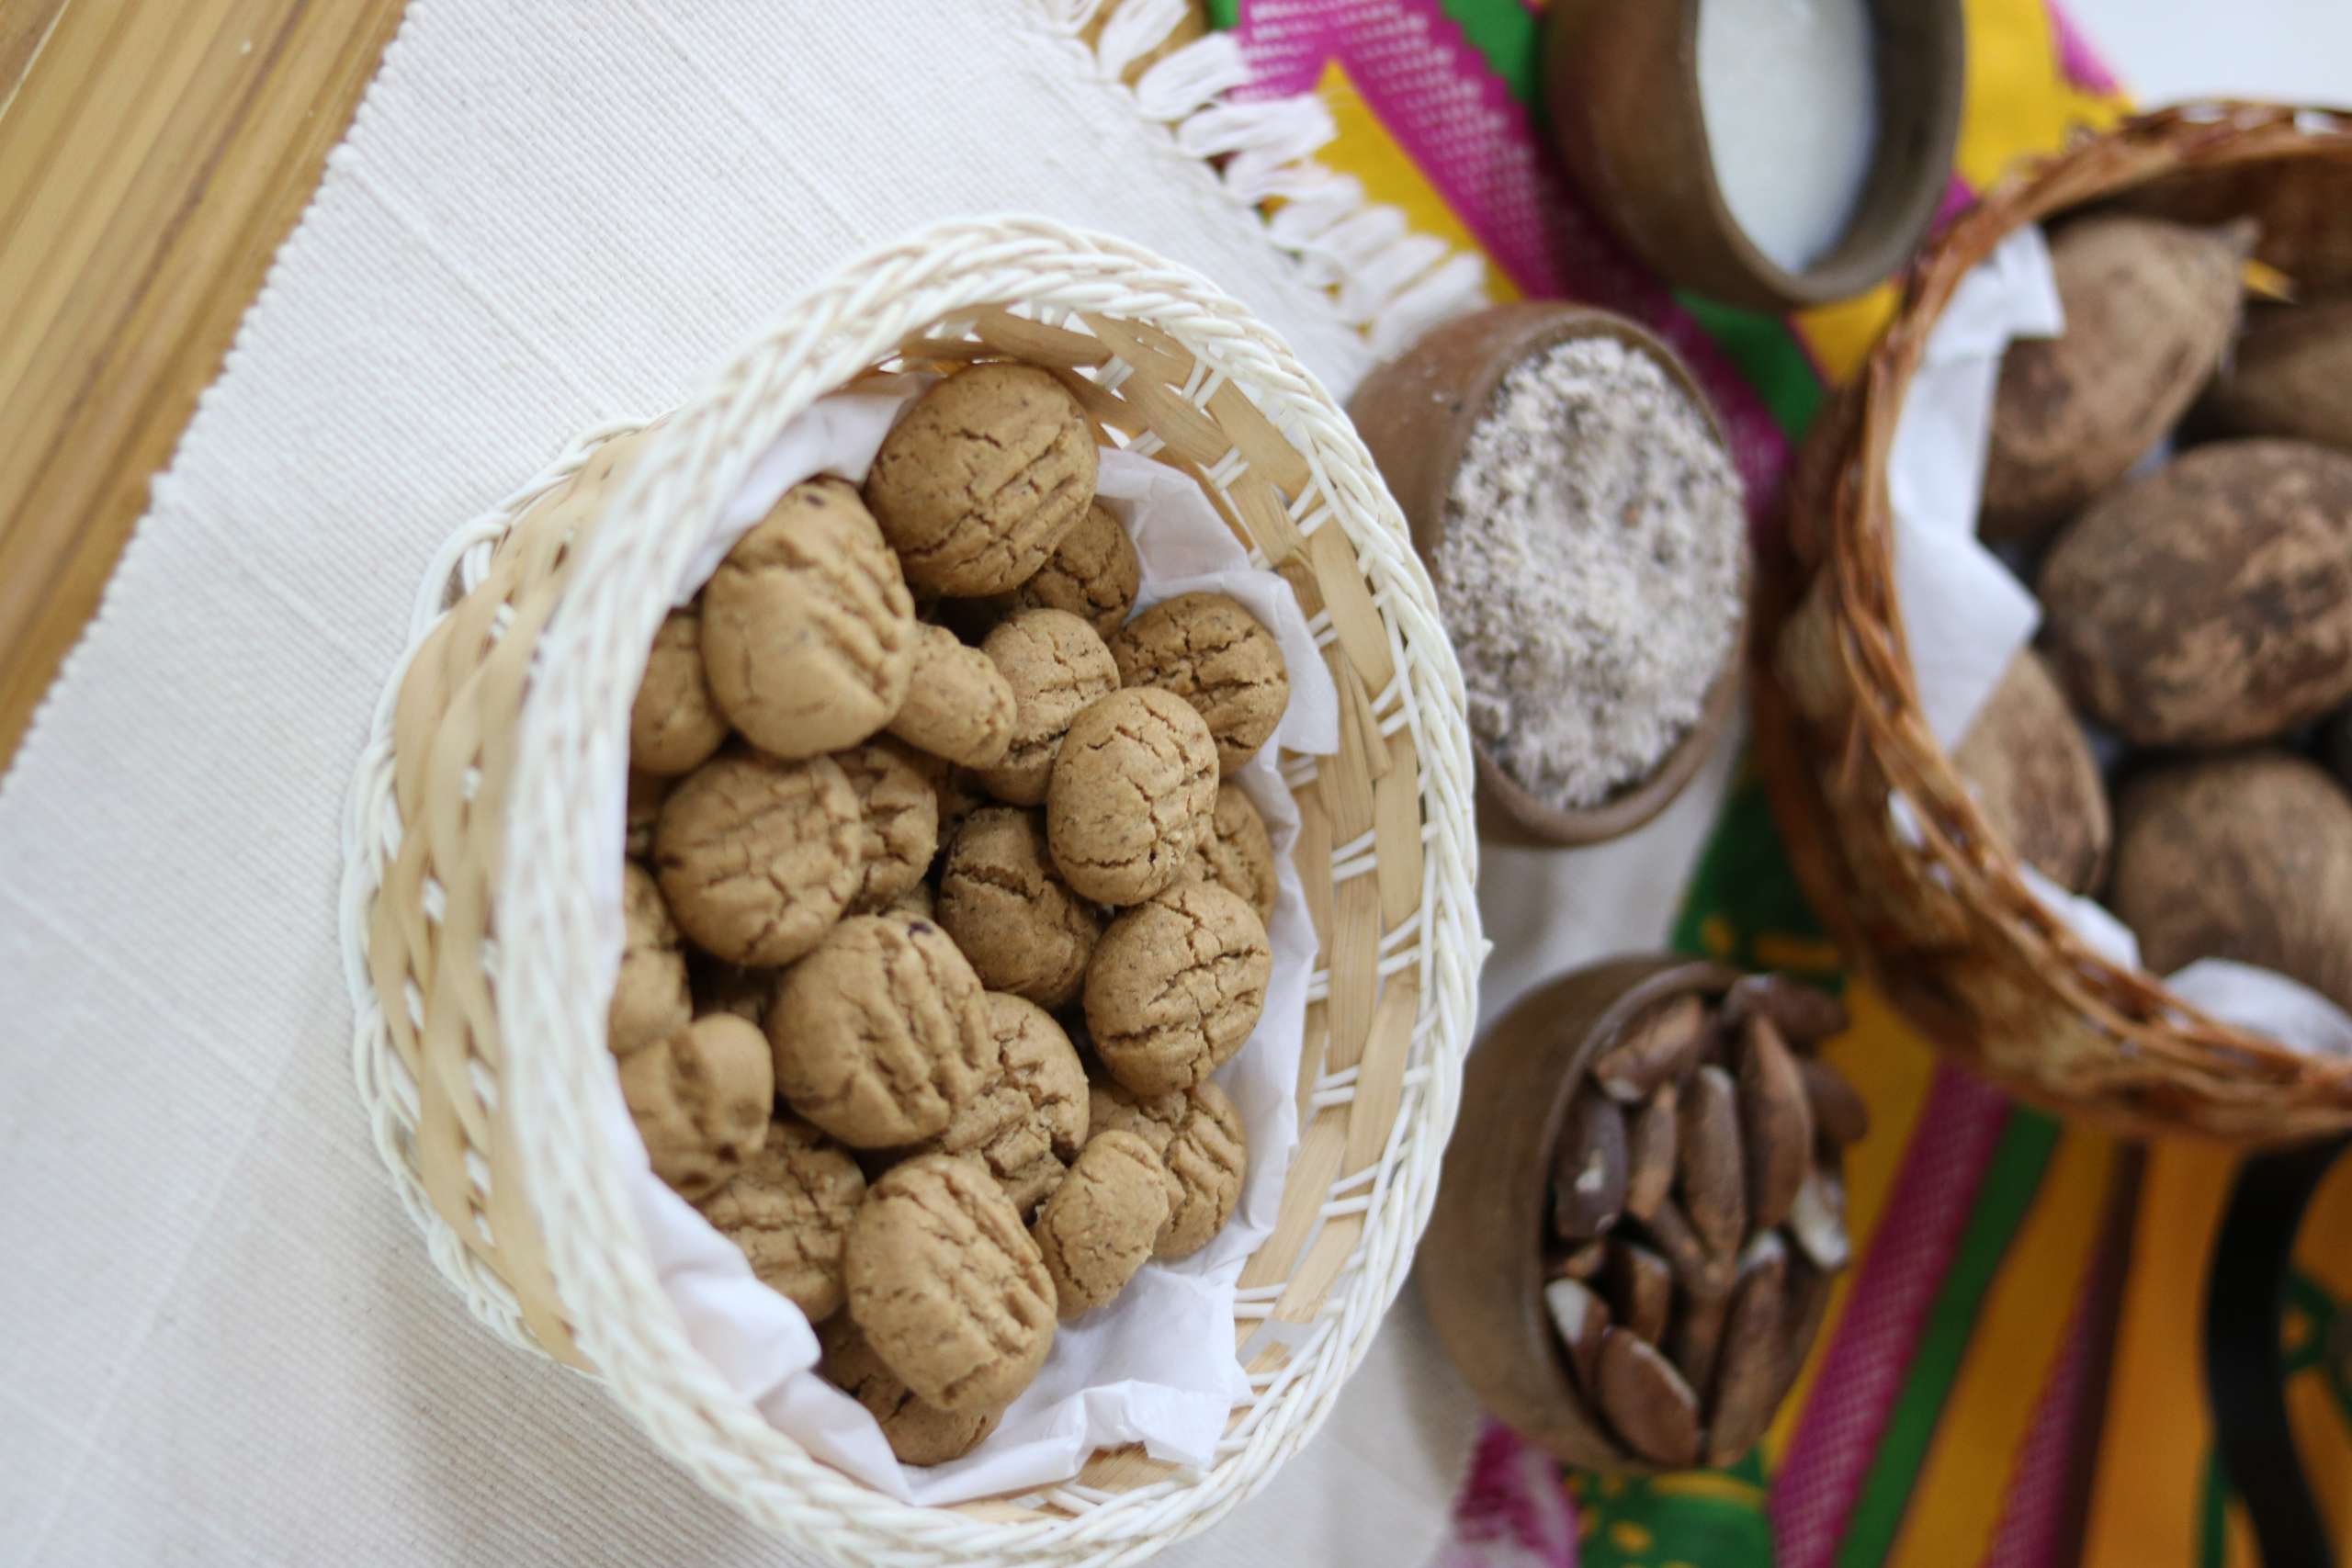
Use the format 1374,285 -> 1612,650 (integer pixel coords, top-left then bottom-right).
1214,5 -> 2352,1565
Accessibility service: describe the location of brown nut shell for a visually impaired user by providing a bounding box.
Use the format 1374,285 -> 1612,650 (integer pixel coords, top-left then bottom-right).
1594,1328 -> 1702,1469
1951,650 -> 2111,895
1623,1085 -> 1679,1224
1702,1234 -> 1791,1466
1591,994 -> 1710,1102
1679,1065 -> 1747,1258
1551,1091 -> 1628,1243
1720,974 -> 1850,1044
1737,1015 -> 1814,1232
1543,1276 -> 1611,1397
1603,1237 -> 1673,1344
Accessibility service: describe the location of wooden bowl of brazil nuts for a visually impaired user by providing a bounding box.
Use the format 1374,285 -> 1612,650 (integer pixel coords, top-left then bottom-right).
1418,956 -> 1864,1472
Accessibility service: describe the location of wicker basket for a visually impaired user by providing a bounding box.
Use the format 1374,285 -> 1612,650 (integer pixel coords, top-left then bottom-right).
338,216 -> 1483,1562
1758,104 -> 2352,1145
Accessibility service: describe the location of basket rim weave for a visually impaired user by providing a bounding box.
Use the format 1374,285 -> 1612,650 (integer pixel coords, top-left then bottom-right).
1771,100 -> 2352,1140
340,213 -> 1485,1562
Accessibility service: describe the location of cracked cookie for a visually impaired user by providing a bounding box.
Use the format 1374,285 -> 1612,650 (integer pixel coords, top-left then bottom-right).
976,608 -> 1120,806
610,862 -> 691,1055
844,1152 -> 1057,1413
820,1317 -> 1004,1466
1186,781 -> 1277,924
768,913 -> 993,1147
702,478 -> 917,759
630,602 -> 731,775
1088,1076 -> 1248,1259
936,807 -> 1102,1009
919,993 -> 1090,1216
987,500 -> 1141,638
1046,686 -> 1218,907
888,623 -> 1018,768
864,365 -> 1099,596
617,1013 -> 774,1201
1109,592 -> 1289,771
696,1114 -> 867,1322
1033,1130 -> 1170,1317
1085,881 -> 1272,1095
831,739 -> 940,912
655,750 -> 864,966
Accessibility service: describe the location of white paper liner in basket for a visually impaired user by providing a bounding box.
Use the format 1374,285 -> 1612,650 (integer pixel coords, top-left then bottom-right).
594,387 -> 1341,1502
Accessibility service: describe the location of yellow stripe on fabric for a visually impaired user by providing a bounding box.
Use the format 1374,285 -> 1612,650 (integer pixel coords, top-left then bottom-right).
1793,281 -> 1899,388
1649,1472 -> 1770,1509
2288,1371 -> 2352,1559
2079,1140 -> 2241,1568
1883,1125 -> 2119,1568
1312,61 -> 1520,303
1763,981 -> 1941,1464
1954,0 -> 2129,196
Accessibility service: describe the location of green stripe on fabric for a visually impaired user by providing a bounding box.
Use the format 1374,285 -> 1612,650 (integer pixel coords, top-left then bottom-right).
1676,292 -> 1829,443
1833,1111 -> 2063,1568
1668,764 -> 1836,971
1204,0 -> 1239,29
2199,1450 -> 2230,1568
1440,0 -> 1542,107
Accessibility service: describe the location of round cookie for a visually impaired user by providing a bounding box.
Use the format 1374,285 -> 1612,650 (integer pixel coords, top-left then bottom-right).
610,863 -> 691,1055
976,609 -> 1120,805
1109,592 -> 1289,770
655,750 -> 863,966
702,478 -> 917,759
888,624 -> 1017,768
1085,882 -> 1272,1096
936,807 -> 1102,1009
1032,1131 -> 1171,1317
1047,686 -> 1218,906
844,1153 -> 1057,1414
832,739 -> 940,912
1187,782 -> 1277,924
697,1115 -> 867,1322
922,994 -> 1090,1215
820,1318 -> 1003,1466
864,365 -> 1099,596
630,603 -> 730,776
687,952 -> 776,1031
989,500 -> 1140,638
617,1014 -> 774,1201
1089,1077 -> 1248,1258
625,770 -> 671,862
768,913 -> 993,1147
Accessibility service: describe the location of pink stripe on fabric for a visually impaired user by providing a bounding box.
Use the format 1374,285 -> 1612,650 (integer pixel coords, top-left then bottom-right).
1981,1255 -> 2104,1568
1769,1066 -> 2015,1568
1436,1423 -> 1582,1568
2045,3 -> 2123,96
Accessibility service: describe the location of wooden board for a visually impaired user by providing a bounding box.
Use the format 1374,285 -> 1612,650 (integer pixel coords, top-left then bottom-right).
0,0 -> 404,769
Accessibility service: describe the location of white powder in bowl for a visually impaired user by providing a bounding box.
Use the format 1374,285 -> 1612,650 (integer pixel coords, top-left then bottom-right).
1430,335 -> 1747,811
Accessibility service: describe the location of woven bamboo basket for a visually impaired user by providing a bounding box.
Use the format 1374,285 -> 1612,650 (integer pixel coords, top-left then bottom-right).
337,216 -> 1483,1562
1758,103 -> 2352,1145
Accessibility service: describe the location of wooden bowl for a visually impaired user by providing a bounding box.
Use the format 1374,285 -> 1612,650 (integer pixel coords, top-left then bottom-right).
1418,956 -> 1740,1470
1347,301 -> 1747,848
1545,0 -> 1966,311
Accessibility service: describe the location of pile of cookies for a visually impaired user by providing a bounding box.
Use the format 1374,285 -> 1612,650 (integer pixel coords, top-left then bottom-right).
608,364 -> 1293,1465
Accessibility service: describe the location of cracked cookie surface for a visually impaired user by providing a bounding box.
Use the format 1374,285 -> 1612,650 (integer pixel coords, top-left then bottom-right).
864,365 -> 1099,596
767,913 -> 993,1147
844,1152 -> 1057,1413
987,500 -> 1140,638
655,750 -> 864,966
917,993 -> 1090,1216
1046,686 -> 1218,907
820,1317 -> 1004,1466
1085,881 -> 1272,1095
618,1013 -> 775,1201
610,862 -> 692,1055
702,478 -> 916,759
936,807 -> 1102,1009
831,739 -> 940,912
697,1114 -> 866,1322
630,602 -> 731,775
1032,1130 -> 1170,1316
976,608 -> 1120,805
1088,1076 -> 1248,1258
888,622 -> 1018,767
1186,781 -> 1277,924
1109,592 -> 1288,771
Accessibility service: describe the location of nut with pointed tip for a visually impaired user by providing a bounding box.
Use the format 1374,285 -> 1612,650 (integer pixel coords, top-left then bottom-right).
1737,1015 -> 1813,1231
1668,1288 -> 1730,1397
1544,1277 -> 1612,1396
1702,1233 -> 1790,1467
1678,1065 -> 1747,1258
1549,1238 -> 1609,1281
1638,1194 -> 1735,1302
1788,1165 -> 1851,1271
1592,994 -> 1712,1102
1595,1329 -> 1703,1468
1624,1085 -> 1679,1223
1720,973 -> 1849,1044
1603,1237 -> 1675,1344
1552,1092 -> 1630,1241
1797,1055 -> 1870,1147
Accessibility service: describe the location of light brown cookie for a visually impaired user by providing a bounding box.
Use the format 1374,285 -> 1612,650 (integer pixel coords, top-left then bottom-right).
610,863 -> 691,1055
768,913 -> 993,1147
831,739 -> 940,912
1089,1077 -> 1248,1258
625,770 -> 671,862
1085,882 -> 1272,1096
702,479 -> 918,759
630,603 -> 731,776
655,750 -> 864,966
864,365 -> 1099,596
697,1115 -> 867,1322
936,807 -> 1102,1009
921,994 -> 1090,1215
976,609 -> 1121,805
820,1318 -> 1003,1467
890,880 -> 937,922
618,1014 -> 774,1201
934,766 -> 988,840
844,1153 -> 1057,1413
1046,686 -> 1219,907
888,623 -> 1018,768
989,500 -> 1141,638
687,952 -> 776,1031
1187,782 -> 1278,924
1032,1130 -> 1171,1317
1109,592 -> 1289,770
